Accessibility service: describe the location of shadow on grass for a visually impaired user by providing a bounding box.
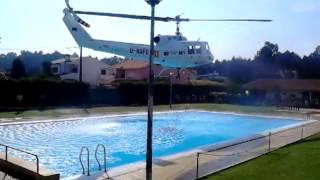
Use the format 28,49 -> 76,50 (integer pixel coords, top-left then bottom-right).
298,137 -> 320,144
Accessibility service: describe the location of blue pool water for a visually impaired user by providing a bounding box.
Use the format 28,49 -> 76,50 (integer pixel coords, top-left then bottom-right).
0,111 -> 300,177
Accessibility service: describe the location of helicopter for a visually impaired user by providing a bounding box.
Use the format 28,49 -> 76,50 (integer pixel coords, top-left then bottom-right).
63,0 -> 272,68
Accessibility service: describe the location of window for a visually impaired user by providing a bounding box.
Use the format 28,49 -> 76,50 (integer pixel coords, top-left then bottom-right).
164,52 -> 169,56
188,46 -> 195,54
195,45 -> 202,54
101,69 -> 106,75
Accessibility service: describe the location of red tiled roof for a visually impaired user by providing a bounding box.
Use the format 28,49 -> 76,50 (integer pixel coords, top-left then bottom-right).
113,61 -> 149,70
243,79 -> 320,92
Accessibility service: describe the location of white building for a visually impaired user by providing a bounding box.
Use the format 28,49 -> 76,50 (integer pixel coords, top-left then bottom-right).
51,56 -> 115,87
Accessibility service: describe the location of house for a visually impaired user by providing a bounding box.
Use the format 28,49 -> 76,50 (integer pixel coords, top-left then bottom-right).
157,68 -> 196,84
113,61 -> 155,81
242,79 -> 320,107
51,56 -> 115,87
113,60 -> 196,84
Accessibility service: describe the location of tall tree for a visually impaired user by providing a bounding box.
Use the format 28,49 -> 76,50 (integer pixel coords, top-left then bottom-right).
10,58 -> 26,79
255,41 -> 279,64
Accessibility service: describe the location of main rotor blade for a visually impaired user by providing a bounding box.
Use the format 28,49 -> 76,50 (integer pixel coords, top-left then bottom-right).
186,19 -> 272,22
73,10 -> 271,23
74,10 -> 175,22
65,0 -> 72,10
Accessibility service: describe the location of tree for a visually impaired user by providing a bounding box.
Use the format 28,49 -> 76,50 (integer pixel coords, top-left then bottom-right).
275,51 -> 301,70
10,58 -> 26,79
255,41 -> 279,64
42,61 -> 52,76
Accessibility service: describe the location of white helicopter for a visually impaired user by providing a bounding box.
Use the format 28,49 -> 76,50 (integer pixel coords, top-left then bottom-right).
63,0 -> 271,68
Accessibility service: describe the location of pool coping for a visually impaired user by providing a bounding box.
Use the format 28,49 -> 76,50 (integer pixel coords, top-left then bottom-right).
0,109 -> 315,179
0,109 -> 307,126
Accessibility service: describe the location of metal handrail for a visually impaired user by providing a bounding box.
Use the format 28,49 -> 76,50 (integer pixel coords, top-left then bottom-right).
79,146 -> 90,176
194,123 -> 319,180
0,144 -> 39,174
95,144 -> 107,172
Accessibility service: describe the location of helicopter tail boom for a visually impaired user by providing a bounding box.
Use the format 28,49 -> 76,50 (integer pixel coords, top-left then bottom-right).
63,9 -> 152,61
63,9 -> 93,48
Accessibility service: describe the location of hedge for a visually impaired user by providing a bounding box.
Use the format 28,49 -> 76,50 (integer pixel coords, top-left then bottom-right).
0,79 -> 89,107
115,80 -> 228,105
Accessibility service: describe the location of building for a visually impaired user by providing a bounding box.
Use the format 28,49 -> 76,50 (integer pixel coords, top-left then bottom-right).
243,79 -> 320,107
157,68 -> 196,84
113,60 -> 196,84
113,61 -> 155,81
51,56 -> 115,87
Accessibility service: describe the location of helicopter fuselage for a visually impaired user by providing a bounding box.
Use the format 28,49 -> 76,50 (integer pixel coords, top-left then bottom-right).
63,10 -> 213,68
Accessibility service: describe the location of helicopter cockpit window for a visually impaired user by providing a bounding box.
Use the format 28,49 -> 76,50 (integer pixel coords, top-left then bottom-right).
195,45 -> 202,54
164,52 -> 169,56
206,44 -> 210,50
188,46 -> 195,54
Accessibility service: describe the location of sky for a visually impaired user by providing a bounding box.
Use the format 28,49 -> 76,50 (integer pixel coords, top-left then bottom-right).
0,0 -> 320,60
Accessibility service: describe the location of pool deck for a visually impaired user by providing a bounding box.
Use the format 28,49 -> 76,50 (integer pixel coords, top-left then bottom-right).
1,108 -> 320,180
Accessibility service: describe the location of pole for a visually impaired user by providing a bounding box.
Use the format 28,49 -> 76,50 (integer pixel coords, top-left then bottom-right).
196,152 -> 199,180
146,4 -> 156,180
268,132 -> 271,153
79,46 -> 83,82
170,74 -> 173,109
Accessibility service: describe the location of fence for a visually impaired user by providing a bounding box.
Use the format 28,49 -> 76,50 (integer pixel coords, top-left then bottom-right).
0,144 -> 39,174
193,120 -> 320,179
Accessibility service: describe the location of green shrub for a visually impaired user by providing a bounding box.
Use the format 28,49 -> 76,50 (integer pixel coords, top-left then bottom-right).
115,80 -> 227,105
0,79 -> 89,107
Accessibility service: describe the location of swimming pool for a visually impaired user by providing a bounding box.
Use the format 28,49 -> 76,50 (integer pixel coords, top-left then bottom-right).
0,111 -> 301,177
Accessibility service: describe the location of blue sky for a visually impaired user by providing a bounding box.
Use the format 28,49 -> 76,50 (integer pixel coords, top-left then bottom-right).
0,0 -> 320,60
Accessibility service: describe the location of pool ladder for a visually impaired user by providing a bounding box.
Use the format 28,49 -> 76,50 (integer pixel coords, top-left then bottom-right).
79,144 -> 110,178
79,146 -> 90,176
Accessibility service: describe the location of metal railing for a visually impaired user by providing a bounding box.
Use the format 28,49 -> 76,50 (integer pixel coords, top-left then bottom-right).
195,121 -> 320,180
95,144 -> 107,172
0,144 -> 39,174
79,146 -> 90,176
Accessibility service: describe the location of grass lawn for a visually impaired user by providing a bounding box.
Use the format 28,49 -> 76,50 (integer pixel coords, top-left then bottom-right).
203,133 -> 320,180
0,103 -> 275,120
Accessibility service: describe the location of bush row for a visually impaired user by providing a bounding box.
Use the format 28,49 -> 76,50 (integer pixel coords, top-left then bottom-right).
116,80 -> 228,105
0,79 -> 89,107
0,79 -> 230,108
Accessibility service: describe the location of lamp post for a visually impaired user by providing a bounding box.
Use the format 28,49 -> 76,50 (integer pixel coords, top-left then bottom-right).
79,46 -> 83,82
169,72 -> 173,109
144,0 -> 162,180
